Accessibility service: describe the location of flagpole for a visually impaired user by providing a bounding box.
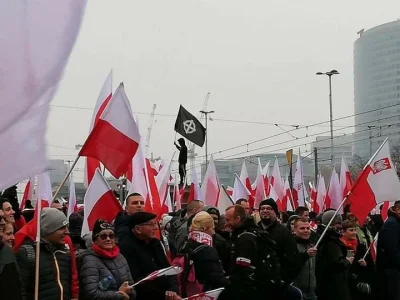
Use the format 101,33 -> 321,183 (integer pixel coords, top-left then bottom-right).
315,138 -> 388,248
362,233 -> 378,260
53,155 -> 80,201
34,176 -> 42,300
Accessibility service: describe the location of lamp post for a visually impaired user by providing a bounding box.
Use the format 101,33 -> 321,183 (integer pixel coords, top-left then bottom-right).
316,69 -> 339,164
199,110 -> 215,167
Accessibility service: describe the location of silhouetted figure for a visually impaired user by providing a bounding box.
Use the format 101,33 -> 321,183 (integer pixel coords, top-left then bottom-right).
174,138 -> 187,185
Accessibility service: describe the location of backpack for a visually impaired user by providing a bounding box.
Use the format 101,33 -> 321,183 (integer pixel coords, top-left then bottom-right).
239,230 -> 282,289
171,244 -> 207,297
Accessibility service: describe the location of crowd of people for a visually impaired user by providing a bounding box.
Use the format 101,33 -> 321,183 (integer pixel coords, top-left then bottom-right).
0,184 -> 400,300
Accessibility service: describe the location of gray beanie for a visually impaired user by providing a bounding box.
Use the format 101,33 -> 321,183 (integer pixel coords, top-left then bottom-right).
40,208 -> 68,237
322,210 -> 342,226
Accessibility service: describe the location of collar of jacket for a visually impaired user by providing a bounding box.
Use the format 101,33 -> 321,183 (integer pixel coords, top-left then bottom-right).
388,208 -> 400,223
295,236 -> 311,245
233,217 -> 259,237
38,238 -> 68,253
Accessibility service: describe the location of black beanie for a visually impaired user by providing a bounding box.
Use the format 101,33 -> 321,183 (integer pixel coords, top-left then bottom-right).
92,219 -> 114,241
259,198 -> 279,215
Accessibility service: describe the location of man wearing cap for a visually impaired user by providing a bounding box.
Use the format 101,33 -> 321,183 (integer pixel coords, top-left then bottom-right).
16,208 -> 74,300
315,210 -> 352,300
257,198 -> 301,284
119,212 -> 180,300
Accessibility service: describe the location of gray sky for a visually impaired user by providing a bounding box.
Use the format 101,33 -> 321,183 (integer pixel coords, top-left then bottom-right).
47,0 -> 400,182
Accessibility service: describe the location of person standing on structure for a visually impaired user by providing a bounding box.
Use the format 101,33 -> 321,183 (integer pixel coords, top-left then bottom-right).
174,138 -> 187,186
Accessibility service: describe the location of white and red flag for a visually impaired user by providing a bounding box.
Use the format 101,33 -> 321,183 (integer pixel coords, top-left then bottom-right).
262,161 -> 271,197
127,143 -> 149,199
217,186 -> 235,212
183,288 -> 225,300
340,153 -> 353,198
348,139 -> 400,224
309,182 -> 317,213
232,174 -> 251,202
144,158 -> 163,217
131,266 -> 183,287
79,84 -> 140,178
67,172 -> 78,218
173,183 -> 182,210
156,158 -> 173,208
20,178 -> 35,210
293,150 -> 308,208
270,157 -> 285,205
81,169 -> 123,237
282,174 -> 294,211
84,70 -> 113,187
200,156 -> 220,206
326,167 -> 341,210
314,175 -> 326,214
239,160 -> 255,208
188,166 -> 202,203
0,0 -> 87,191
253,159 -> 266,209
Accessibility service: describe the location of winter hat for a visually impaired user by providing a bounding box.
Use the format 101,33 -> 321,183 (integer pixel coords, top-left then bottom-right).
287,215 -> 300,230
322,210 -> 342,226
127,212 -> 157,228
161,215 -> 173,228
204,206 -> 221,221
40,208 -> 68,237
92,219 -> 114,241
259,198 -> 279,215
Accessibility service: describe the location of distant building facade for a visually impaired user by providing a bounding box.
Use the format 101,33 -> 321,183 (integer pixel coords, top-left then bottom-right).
310,135 -> 353,169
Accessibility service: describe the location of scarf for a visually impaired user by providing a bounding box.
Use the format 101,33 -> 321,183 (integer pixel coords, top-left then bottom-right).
92,243 -> 120,259
340,237 -> 358,253
188,231 -> 213,246
356,226 -> 373,247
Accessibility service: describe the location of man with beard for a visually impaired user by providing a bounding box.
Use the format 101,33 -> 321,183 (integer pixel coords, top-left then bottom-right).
257,198 -> 301,284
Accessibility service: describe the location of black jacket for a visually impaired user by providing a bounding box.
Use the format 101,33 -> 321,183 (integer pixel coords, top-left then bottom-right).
213,233 -> 231,273
258,220 -> 301,283
184,239 -> 229,291
16,239 -> 72,300
376,209 -> 400,299
315,228 -> 352,300
114,211 -> 130,244
293,237 -> 316,296
77,248 -> 136,300
0,243 -> 22,300
119,232 -> 178,300
176,144 -> 187,165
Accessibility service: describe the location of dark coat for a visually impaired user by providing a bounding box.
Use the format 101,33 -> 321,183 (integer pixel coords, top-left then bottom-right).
114,211 -> 131,244
258,220 -> 301,283
119,232 -> 178,300
0,243 -> 22,300
184,239 -> 228,291
77,248 -> 135,300
213,233 -> 231,273
293,237 -> 316,297
376,209 -> 400,300
16,239 -> 72,300
315,228 -> 352,300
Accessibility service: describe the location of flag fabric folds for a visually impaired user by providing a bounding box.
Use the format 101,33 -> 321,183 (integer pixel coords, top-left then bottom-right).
174,105 -> 206,147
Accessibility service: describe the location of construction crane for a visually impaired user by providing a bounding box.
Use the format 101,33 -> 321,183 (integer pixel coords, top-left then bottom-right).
188,92 -> 210,181
145,104 -> 157,156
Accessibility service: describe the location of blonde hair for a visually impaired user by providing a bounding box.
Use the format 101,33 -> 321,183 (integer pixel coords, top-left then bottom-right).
190,211 -> 214,232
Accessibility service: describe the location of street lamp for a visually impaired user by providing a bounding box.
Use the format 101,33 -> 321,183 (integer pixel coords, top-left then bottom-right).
200,110 -> 215,166
316,69 -> 339,164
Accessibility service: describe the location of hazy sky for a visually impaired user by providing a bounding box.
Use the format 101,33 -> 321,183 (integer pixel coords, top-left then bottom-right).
47,0 -> 400,182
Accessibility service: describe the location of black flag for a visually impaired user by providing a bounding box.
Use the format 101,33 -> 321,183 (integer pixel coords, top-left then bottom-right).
174,105 -> 206,147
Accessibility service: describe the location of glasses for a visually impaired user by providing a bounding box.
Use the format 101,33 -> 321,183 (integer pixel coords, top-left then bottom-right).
97,233 -> 115,240
132,201 -> 145,205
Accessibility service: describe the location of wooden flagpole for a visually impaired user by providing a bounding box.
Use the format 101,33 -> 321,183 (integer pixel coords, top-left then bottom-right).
52,155 -> 80,201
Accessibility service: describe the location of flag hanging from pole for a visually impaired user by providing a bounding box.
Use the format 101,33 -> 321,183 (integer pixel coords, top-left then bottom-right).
174,105 -> 206,147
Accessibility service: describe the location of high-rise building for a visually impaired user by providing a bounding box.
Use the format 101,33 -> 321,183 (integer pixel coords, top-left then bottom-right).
354,20 -> 400,160
310,135 -> 353,168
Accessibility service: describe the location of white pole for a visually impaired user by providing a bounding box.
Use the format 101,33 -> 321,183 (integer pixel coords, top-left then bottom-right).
52,155 -> 80,201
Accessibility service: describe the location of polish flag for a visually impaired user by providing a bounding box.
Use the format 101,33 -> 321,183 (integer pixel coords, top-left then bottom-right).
348,139 -> 400,224
84,70 -> 113,187
37,171 -> 53,209
127,144 -> 149,200
340,153 -> 353,198
314,175 -> 326,214
200,156 -> 221,206
67,173 -> 78,219
0,0 -> 87,191
81,169 -> 123,237
144,158 -> 163,218
239,160 -> 255,208
326,167 -> 341,210
162,188 -> 173,214
217,186 -> 234,212
156,158 -> 173,207
79,84 -> 140,179
309,182 -> 317,213
188,167 -> 202,203
380,201 -> 394,221
173,184 -> 182,210
282,174 -> 294,212
262,161 -> 271,196
270,158 -> 285,203
131,266 -> 183,287
268,184 -> 282,210
232,174 -> 251,201
226,186 -> 233,197
20,178 -> 35,210
253,160 -> 266,209
370,235 -> 378,263
293,151 -> 308,208
183,287 -> 225,300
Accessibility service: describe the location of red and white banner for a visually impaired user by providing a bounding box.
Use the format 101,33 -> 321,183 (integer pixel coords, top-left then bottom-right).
232,174 -> 251,202
314,175 -> 326,214
188,166 -> 202,203
326,167 -> 341,210
131,266 -> 183,287
200,156 -> 220,206
0,0 -> 87,190
253,159 -> 266,209
20,178 -> 35,210
293,150 -> 308,208
183,288 -> 225,300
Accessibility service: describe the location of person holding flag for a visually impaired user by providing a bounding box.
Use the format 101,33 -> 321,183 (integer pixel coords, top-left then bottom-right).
174,138 -> 188,186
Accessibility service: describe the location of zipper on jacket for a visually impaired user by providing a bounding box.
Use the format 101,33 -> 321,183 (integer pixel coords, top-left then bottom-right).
53,252 -> 64,300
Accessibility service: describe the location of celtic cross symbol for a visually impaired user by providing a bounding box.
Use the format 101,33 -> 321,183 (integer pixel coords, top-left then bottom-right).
183,120 -> 196,134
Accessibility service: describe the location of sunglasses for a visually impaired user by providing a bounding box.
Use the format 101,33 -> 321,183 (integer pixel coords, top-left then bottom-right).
97,233 -> 115,241
132,201 -> 145,205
